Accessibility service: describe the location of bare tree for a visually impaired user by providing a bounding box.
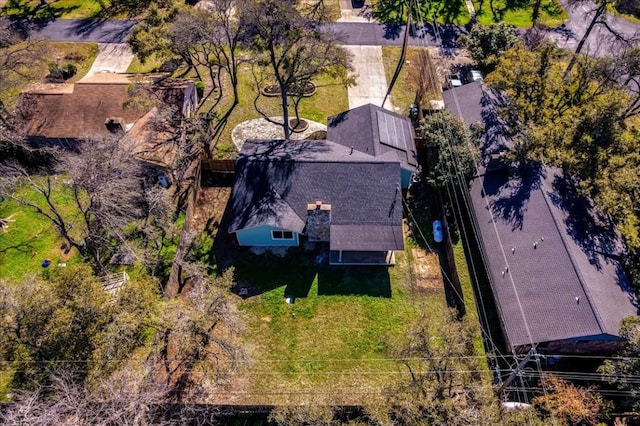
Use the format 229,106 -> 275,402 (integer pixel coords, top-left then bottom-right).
364,309 -> 501,425
1,136 -> 145,274
562,0 -> 631,80
168,2 -> 245,146
151,266 -> 247,399
0,366 -> 176,426
242,0 -> 352,140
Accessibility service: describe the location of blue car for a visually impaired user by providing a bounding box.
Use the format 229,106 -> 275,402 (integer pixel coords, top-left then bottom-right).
433,220 -> 444,243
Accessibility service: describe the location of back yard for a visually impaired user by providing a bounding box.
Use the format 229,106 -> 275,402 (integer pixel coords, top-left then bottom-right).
190,172 -> 476,406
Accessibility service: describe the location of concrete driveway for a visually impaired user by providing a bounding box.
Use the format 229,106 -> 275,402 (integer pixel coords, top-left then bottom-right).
80,43 -> 135,81
339,3 -> 395,111
344,45 -> 394,110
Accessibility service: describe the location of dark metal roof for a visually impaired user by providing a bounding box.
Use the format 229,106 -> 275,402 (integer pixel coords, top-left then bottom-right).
327,103 -> 418,169
229,139 -> 404,251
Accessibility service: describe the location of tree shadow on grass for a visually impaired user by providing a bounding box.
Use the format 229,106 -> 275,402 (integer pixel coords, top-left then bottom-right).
2,0 -> 80,30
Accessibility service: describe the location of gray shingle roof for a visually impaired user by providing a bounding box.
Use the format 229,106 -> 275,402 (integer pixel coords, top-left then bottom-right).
229,139 -> 404,251
470,165 -> 637,348
448,82 -> 637,348
327,103 -> 418,170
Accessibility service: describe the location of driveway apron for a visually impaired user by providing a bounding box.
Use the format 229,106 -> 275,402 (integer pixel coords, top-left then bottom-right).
81,43 -> 135,80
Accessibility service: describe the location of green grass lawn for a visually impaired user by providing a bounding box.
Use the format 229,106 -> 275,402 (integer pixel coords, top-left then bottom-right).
473,0 -> 566,27
0,183 -> 83,283
1,0 -> 103,19
1,42 -> 98,109
231,247 -> 449,405
210,62 -> 349,159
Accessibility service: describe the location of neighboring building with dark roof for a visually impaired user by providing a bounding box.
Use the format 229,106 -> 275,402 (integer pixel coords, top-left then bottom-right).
445,82 -> 638,354
228,136 -> 406,266
327,103 -> 418,188
470,166 -> 637,353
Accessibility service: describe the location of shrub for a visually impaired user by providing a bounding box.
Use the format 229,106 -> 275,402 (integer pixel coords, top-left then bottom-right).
61,63 -> 77,79
194,80 -> 205,99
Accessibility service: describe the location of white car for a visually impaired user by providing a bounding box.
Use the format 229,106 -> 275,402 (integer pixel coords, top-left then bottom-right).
448,74 -> 463,88
467,69 -> 483,82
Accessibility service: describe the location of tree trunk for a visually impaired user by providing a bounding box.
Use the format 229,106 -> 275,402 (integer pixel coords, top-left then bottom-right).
563,1 -> 608,81
531,0 -> 542,25
281,89 -> 291,140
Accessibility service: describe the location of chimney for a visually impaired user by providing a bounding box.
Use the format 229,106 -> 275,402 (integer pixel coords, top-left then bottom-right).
104,117 -> 124,134
306,201 -> 331,242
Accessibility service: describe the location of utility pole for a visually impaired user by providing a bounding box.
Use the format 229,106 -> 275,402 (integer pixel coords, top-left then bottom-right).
494,347 -> 536,395
382,0 -> 414,108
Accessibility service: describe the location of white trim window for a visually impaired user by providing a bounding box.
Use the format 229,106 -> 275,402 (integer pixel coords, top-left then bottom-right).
272,230 -> 294,240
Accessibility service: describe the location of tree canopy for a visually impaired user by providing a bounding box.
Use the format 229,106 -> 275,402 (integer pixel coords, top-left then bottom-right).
463,23 -> 520,72
487,41 -> 640,258
416,110 -> 477,189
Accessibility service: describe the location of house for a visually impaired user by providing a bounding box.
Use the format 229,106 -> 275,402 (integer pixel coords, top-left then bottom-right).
444,82 -> 638,354
18,81 -> 147,148
228,138 -> 405,266
18,76 -> 198,150
327,103 -> 418,188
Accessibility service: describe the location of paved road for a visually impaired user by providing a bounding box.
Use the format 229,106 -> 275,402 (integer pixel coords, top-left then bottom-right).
30,18 -> 137,43
28,17 -> 465,46
546,0 -> 639,53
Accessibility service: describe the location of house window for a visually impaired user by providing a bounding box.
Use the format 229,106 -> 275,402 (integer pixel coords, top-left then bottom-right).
272,230 -> 294,240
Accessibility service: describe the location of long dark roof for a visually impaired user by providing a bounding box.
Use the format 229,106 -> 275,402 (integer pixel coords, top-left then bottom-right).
470,167 -> 637,347
229,139 -> 404,251
327,103 -> 418,170
447,82 -> 638,347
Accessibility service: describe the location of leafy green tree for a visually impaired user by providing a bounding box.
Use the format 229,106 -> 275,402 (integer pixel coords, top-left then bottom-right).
0,266 -> 110,386
127,3 -> 182,65
599,316 -> 640,411
416,110 -> 477,189
488,43 -> 640,253
463,23 -> 520,72
0,265 -> 163,389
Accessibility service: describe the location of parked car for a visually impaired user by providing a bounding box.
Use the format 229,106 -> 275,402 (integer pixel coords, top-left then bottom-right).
467,69 -> 483,82
448,73 -> 463,88
433,220 -> 444,243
